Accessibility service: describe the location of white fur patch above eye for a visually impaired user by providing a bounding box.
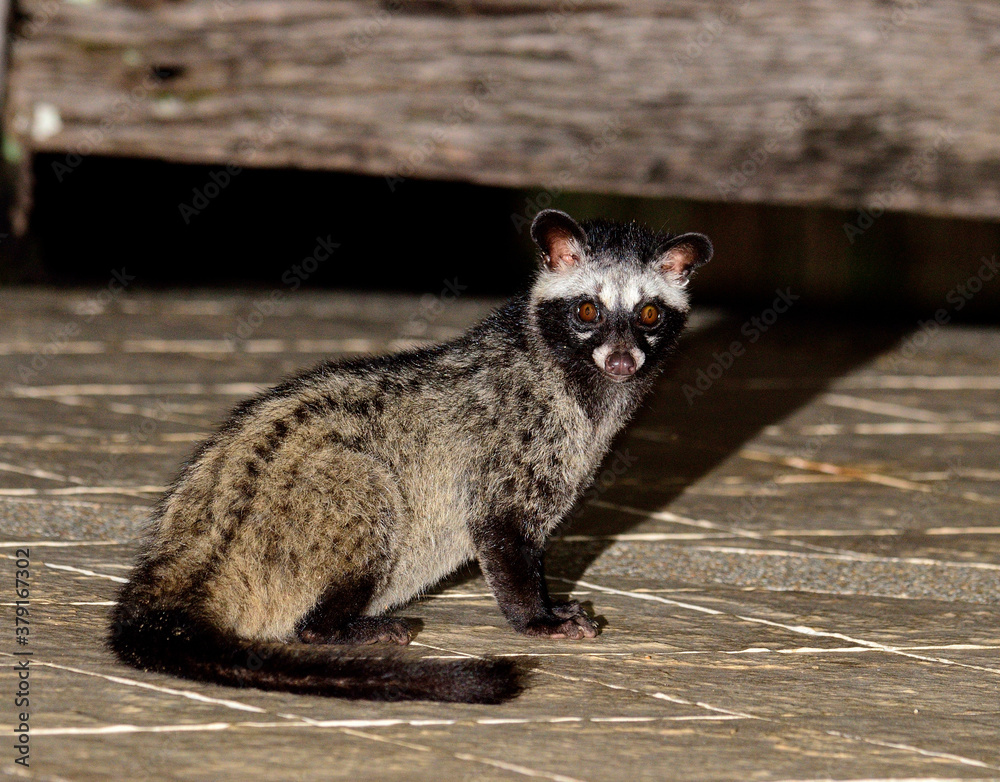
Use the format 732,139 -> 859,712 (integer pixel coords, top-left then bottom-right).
532,266 -> 600,303
641,273 -> 690,313
618,278 -> 645,312
532,262 -> 691,314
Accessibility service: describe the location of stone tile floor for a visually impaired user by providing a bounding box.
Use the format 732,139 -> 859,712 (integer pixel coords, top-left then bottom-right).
0,288 -> 998,781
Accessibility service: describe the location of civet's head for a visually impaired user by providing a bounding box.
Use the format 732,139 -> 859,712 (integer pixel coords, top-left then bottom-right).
529,209 -> 712,386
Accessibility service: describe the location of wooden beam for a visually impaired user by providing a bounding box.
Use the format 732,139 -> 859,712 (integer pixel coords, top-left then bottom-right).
6,0 -> 999,220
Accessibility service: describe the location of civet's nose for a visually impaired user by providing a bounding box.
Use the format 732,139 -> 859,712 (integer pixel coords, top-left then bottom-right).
605,350 -> 637,376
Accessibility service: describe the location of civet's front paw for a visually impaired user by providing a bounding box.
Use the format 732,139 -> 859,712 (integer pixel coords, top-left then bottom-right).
550,599 -> 588,619
523,613 -> 599,640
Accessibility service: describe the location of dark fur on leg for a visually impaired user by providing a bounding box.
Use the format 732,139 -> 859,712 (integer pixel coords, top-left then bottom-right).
472,514 -> 599,640
299,617 -> 412,646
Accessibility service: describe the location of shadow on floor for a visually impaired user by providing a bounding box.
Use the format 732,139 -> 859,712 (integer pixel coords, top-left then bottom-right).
546,312 -> 913,585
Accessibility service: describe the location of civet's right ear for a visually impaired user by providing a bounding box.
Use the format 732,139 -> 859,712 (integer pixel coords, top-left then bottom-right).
654,233 -> 714,283
530,209 -> 588,273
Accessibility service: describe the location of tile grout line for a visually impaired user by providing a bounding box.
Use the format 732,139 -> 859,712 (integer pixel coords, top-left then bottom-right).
2,552 -> 132,583
0,653 -> 271,714
0,486 -> 164,498
409,641 -> 759,721
42,562 -> 129,583
562,577 -> 1000,677
590,501 -> 1000,572
738,450 -> 932,492
686,544 -> 1000,572
823,731 -> 1000,772
5,382 -> 267,397
590,500 -> 888,559
819,393 -> 949,422
28,393 -> 215,428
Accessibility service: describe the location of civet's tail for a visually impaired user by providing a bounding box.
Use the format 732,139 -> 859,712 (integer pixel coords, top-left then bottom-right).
108,600 -> 524,704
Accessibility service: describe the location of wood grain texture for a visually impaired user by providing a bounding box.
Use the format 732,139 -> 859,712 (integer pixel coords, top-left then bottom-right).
6,0 -> 1000,218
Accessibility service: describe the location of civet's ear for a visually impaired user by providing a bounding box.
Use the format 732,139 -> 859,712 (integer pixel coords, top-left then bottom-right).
655,233 -> 713,282
530,209 -> 588,273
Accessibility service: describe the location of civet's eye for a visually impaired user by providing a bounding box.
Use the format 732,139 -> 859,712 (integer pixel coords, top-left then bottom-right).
639,303 -> 660,326
577,301 -> 599,323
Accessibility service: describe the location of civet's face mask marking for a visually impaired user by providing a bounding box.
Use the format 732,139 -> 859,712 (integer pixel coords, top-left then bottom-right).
529,209 -> 713,384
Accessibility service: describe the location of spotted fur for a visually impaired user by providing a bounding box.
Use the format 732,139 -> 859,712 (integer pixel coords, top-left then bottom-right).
108,209 -> 711,703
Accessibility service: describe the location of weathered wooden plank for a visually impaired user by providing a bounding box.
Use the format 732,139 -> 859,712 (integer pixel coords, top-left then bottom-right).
6,0 -> 1000,220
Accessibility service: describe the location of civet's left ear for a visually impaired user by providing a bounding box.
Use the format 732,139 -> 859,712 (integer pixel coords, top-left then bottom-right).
655,233 -> 713,282
530,209 -> 588,273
